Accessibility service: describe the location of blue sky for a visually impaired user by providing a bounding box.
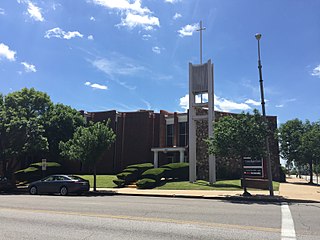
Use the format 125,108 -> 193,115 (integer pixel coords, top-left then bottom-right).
0,0 -> 319,124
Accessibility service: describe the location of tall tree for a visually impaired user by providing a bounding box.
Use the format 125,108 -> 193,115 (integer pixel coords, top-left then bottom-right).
0,93 -> 6,175
43,104 -> 85,162
278,119 -> 305,168
208,110 -> 268,159
3,88 -> 52,167
300,122 -> 320,184
60,121 -> 116,191
207,110 -> 269,194
278,119 -> 320,183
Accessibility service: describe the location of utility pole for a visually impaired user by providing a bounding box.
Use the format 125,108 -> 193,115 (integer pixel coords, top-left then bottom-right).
196,21 -> 206,64
255,33 -> 274,196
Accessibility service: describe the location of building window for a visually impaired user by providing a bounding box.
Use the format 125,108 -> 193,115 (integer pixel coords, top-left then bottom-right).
166,124 -> 174,147
179,122 -> 188,147
166,124 -> 173,147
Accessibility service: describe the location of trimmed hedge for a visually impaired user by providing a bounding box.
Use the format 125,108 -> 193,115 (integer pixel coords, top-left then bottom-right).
113,163 -> 154,188
161,163 -> 189,180
113,179 -> 125,188
136,178 -> 156,189
141,168 -> 167,183
126,163 -> 153,175
116,171 -> 139,184
15,167 -> 41,183
30,162 -> 61,168
14,162 -> 62,183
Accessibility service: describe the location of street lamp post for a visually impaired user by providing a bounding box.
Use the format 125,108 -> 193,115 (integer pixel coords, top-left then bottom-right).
255,33 -> 274,196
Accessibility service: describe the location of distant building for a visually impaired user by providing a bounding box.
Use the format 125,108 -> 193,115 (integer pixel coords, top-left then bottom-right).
70,109 -> 280,181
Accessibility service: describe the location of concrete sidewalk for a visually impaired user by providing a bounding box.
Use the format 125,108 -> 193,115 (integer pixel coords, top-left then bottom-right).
279,176 -> 320,202
94,176 -> 320,203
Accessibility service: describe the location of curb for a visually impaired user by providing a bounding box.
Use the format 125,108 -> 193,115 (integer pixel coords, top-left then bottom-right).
92,190 -> 320,203
8,187 -> 320,204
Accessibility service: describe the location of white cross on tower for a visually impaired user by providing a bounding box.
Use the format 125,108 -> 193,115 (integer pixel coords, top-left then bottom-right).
196,20 -> 206,64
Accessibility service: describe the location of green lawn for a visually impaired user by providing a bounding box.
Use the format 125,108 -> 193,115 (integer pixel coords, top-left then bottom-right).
79,175 -> 117,188
78,175 -> 279,191
156,179 -> 279,191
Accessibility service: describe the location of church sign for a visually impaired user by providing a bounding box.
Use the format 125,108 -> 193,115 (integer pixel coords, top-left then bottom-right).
243,157 -> 263,178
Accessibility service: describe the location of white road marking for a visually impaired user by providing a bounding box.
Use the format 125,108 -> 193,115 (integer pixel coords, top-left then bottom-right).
281,202 -> 296,240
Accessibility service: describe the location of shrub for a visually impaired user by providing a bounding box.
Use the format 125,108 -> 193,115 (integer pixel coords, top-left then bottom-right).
113,179 -> 125,188
136,178 -> 156,189
14,162 -> 62,183
30,162 -> 61,168
15,167 -> 41,183
161,163 -> 189,180
122,168 -> 138,173
116,171 -> 139,184
114,163 -> 154,187
141,168 -> 167,183
126,163 -> 153,175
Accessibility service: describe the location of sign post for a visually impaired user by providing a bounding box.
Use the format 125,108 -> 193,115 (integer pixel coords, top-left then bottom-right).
42,159 -> 47,178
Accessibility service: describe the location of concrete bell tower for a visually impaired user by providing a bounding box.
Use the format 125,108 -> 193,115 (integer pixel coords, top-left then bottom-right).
188,59 -> 216,184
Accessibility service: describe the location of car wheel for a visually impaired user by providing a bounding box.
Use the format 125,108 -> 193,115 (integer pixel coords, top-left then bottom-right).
60,186 -> 68,196
29,186 -> 38,195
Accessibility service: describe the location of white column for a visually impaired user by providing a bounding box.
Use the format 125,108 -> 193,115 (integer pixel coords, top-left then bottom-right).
153,151 -> 158,168
179,150 -> 184,163
189,63 -> 197,182
208,61 -> 216,184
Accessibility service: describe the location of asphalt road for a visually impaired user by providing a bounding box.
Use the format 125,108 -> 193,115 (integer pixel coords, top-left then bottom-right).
0,195 -> 319,240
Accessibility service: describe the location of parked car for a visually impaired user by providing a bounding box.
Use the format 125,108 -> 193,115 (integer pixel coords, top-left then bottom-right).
28,175 -> 90,196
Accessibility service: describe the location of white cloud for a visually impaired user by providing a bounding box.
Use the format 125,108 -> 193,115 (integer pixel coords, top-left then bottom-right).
21,62 -> 36,72
91,0 -> 151,14
245,99 -> 260,106
179,94 -> 189,112
27,1 -> 44,21
0,8 -> 5,15
92,57 -> 144,76
0,43 -> 16,61
275,98 -> 296,108
311,64 -> 320,78
91,0 -> 159,31
179,94 -> 252,112
44,27 -> 83,40
141,99 -> 151,110
165,0 -> 182,3
90,56 -> 143,90
152,46 -> 161,54
118,12 -> 159,30
215,95 -> 251,112
85,81 -> 108,90
142,34 -> 151,40
64,31 -> 83,40
178,23 -> 199,37
88,35 -> 94,40
90,16 -> 96,21
173,13 -> 182,20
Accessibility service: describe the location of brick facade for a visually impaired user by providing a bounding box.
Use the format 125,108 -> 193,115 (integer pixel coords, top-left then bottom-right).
75,109 -> 280,181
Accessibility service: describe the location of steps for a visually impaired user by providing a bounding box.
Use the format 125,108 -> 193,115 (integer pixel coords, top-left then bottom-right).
126,182 -> 137,188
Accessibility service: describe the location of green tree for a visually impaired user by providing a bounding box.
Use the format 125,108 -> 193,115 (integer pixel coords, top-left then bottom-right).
208,110 -> 268,159
207,110 -> 268,193
60,121 -> 116,191
3,88 -> 52,168
278,119 -> 319,183
0,93 -> 7,175
300,122 -> 320,184
43,104 -> 85,162
278,119 -> 305,169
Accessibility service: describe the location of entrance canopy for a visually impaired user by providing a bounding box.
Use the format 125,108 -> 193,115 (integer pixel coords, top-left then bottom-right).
151,147 -> 186,168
